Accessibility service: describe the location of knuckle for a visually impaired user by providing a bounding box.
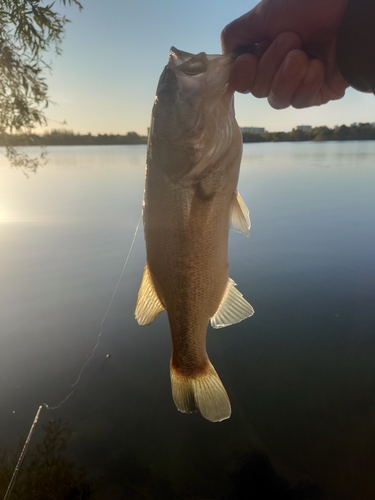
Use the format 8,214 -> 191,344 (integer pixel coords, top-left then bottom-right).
274,32 -> 302,54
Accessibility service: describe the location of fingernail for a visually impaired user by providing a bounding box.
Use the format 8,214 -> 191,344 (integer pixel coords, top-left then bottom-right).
281,56 -> 301,79
268,91 -> 288,110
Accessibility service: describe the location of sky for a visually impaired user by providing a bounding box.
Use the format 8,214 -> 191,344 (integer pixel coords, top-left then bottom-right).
41,0 -> 375,136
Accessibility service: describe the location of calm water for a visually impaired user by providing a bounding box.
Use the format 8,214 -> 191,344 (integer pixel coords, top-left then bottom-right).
1,142 -> 375,499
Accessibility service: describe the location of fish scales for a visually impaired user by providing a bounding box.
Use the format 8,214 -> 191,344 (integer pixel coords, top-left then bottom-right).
135,47 -> 254,422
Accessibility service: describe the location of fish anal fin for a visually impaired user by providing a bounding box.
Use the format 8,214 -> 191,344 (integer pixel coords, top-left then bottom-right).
135,262 -> 165,325
170,361 -> 231,422
210,278 -> 254,329
230,190 -> 250,236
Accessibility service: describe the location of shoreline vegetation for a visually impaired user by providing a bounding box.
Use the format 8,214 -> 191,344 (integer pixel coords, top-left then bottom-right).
1,123 -> 375,147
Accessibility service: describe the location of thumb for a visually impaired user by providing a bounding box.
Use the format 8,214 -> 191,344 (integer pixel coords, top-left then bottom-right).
221,8 -> 267,54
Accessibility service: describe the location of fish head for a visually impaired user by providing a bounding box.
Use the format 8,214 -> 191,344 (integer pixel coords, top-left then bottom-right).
148,47 -> 238,183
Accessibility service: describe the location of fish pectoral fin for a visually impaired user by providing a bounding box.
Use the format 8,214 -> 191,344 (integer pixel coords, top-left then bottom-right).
135,262 -> 165,325
230,190 -> 250,237
210,278 -> 254,329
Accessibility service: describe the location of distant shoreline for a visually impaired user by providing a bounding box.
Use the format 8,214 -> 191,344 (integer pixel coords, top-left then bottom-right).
0,131 -> 148,147
1,124 -> 375,146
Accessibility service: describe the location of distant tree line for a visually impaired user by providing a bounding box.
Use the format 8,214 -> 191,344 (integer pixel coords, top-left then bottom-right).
0,130 -> 148,146
1,123 -> 375,147
242,123 -> 375,143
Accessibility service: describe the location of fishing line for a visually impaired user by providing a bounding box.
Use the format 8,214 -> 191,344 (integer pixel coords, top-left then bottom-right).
3,213 -> 142,500
45,213 -> 142,411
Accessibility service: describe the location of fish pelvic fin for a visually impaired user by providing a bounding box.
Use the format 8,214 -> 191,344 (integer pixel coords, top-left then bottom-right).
135,262 -> 165,325
230,190 -> 250,237
170,361 -> 231,422
210,278 -> 254,329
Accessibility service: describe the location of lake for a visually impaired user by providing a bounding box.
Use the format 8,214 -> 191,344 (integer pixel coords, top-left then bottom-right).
1,141 -> 375,499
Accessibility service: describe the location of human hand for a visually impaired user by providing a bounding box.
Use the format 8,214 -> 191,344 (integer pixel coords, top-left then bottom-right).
221,0 -> 350,109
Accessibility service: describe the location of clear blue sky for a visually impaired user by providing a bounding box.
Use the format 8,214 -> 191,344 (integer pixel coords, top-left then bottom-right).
43,0 -> 374,136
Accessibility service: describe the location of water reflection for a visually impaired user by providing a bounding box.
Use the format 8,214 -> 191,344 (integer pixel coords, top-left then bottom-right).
1,143 -> 375,498
0,419 -> 91,499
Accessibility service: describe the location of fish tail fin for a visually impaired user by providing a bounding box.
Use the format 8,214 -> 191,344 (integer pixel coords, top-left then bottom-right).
170,360 -> 231,422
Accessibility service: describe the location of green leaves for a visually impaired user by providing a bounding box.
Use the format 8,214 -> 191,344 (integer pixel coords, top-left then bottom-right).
0,0 -> 82,169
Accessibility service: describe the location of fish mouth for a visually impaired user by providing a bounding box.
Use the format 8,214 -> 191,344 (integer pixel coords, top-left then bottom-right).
169,47 -> 209,76
164,46 -> 236,108
155,66 -> 178,105
169,47 -> 195,67
169,46 -> 235,72
151,46 -> 237,162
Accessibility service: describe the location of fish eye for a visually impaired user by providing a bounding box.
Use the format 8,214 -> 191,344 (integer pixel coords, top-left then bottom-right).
181,61 -> 207,76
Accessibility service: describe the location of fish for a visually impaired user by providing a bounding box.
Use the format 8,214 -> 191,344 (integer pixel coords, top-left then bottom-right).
135,47 -> 254,422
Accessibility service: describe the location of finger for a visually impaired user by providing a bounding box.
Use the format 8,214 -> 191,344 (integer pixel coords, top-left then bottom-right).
291,59 -> 325,108
267,50 -> 310,109
313,41 -> 350,105
317,70 -> 349,105
230,53 -> 258,93
251,32 -> 302,98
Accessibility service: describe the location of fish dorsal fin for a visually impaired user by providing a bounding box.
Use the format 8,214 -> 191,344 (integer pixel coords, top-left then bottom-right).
210,278 -> 254,329
230,191 -> 250,237
135,262 -> 165,325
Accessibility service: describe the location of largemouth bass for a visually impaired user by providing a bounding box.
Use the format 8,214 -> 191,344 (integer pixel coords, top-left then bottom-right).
135,47 -> 254,422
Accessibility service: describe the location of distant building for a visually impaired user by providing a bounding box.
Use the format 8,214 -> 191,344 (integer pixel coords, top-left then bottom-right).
296,125 -> 312,131
240,127 -> 266,133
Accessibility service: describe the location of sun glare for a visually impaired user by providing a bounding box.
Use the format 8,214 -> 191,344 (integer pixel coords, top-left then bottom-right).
0,206 -> 18,224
